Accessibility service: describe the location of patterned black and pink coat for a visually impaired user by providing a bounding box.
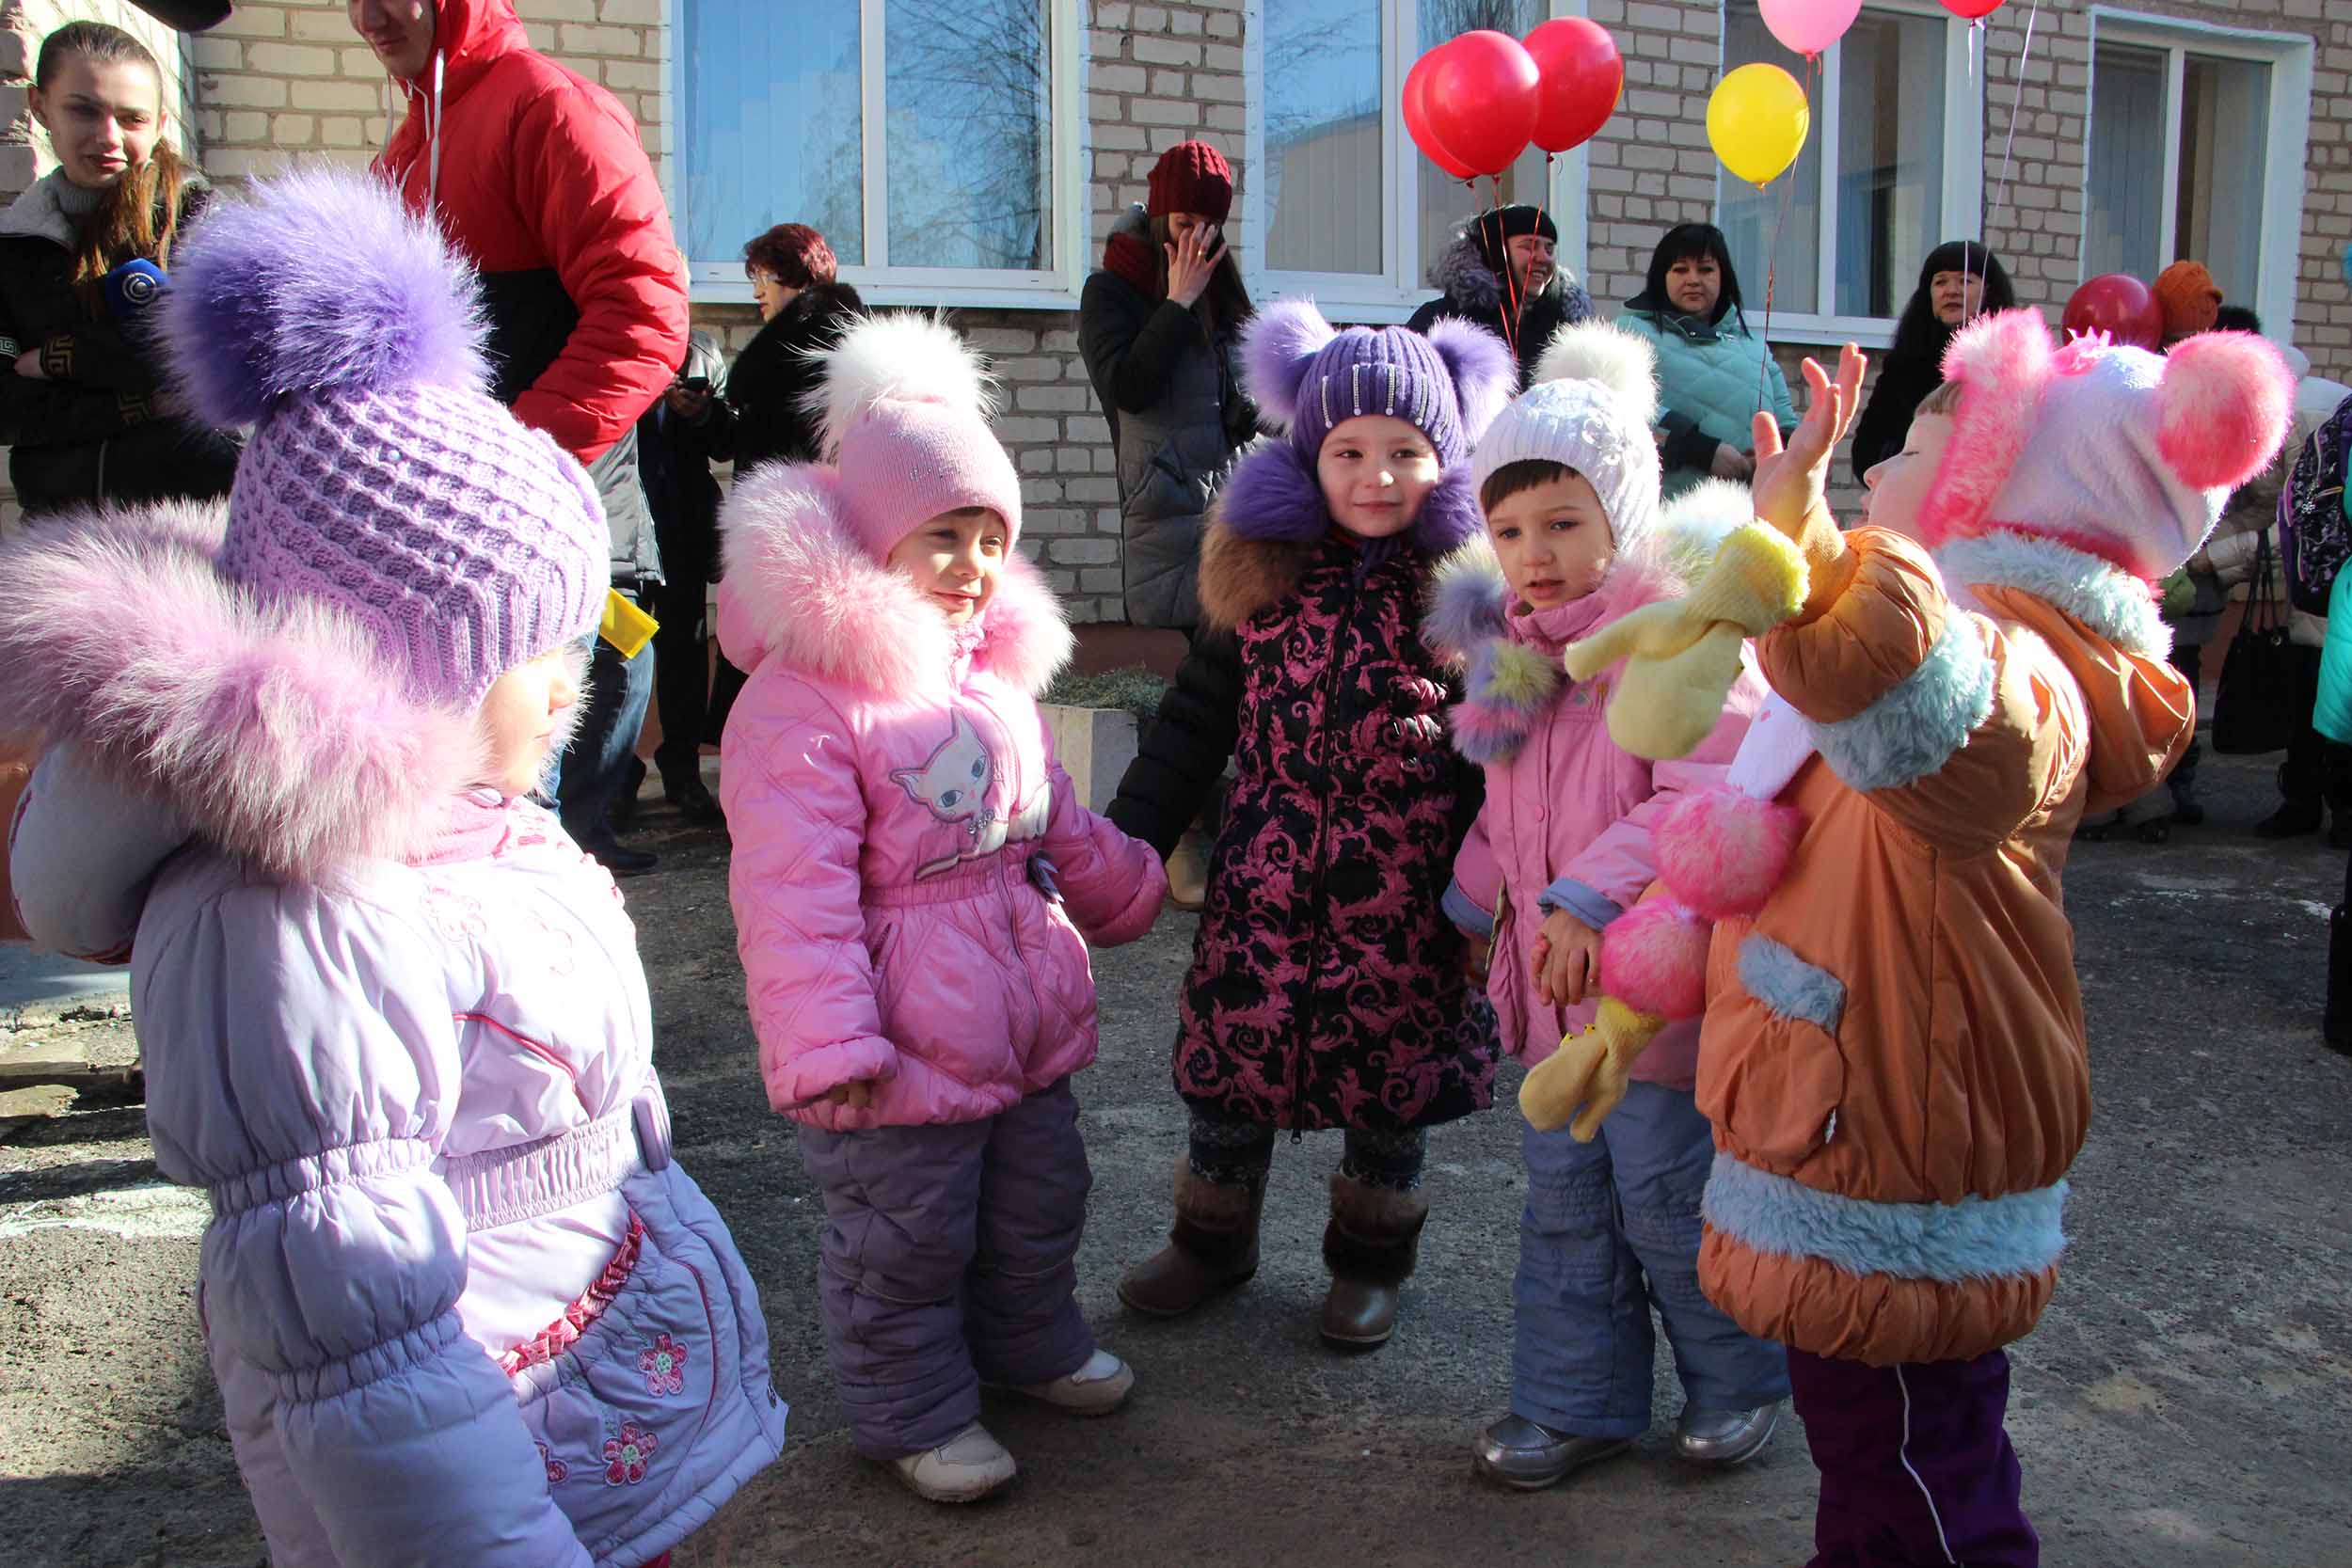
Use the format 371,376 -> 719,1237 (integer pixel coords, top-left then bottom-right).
1106,437 -> 1498,1133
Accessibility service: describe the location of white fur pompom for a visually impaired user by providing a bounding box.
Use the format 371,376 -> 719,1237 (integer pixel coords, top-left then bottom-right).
1533,322 -> 1660,430
1656,478 -> 1757,582
804,312 -> 997,462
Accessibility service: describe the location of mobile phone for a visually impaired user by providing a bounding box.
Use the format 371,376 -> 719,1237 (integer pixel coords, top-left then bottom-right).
679,375 -> 712,394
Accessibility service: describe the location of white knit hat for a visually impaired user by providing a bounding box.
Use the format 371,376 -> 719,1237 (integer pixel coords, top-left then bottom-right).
1469,321 -> 1662,558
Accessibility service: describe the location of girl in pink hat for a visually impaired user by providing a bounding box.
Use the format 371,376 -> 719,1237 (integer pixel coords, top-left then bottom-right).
714,314 -> 1165,1504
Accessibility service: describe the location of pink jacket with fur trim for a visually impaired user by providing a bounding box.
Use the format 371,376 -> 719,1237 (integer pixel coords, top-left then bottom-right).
715,464 -> 1164,1132
1426,543 -> 1765,1088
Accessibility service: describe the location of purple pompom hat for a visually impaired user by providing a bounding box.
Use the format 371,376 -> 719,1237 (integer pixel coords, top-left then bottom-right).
161,166 -> 608,711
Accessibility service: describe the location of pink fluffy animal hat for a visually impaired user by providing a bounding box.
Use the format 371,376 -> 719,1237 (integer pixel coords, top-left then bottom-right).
1913,309 -> 2295,578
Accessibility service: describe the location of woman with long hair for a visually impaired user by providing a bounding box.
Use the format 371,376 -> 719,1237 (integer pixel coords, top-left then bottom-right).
0,21 -> 238,518
1079,139 -> 1258,633
1614,223 -> 1796,500
1848,240 -> 2015,482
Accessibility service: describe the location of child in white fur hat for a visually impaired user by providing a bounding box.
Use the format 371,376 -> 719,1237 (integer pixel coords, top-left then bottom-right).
1425,322 -> 1789,1491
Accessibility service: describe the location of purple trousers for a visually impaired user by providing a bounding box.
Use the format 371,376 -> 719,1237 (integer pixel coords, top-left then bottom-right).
1788,1346 -> 2039,1568
797,1078 -> 1096,1460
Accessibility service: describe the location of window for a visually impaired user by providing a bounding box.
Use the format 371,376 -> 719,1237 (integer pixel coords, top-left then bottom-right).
2084,11 -> 2312,338
676,0 -> 1084,308
1715,1 -> 1983,344
1249,0 -> 1565,317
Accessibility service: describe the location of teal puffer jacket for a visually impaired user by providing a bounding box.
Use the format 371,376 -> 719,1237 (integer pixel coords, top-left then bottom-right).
1615,303 -> 1799,499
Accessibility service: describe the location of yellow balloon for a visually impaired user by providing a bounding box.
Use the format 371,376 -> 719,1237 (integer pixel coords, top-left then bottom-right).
1707,63 -> 1810,187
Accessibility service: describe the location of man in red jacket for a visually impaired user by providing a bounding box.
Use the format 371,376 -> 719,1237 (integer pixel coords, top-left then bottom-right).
353,0 -> 688,874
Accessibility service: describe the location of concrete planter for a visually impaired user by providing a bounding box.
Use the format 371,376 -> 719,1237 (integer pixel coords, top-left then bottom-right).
1040,703 -> 1140,815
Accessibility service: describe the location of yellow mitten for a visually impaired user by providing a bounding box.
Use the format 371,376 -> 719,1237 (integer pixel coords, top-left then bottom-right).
1563,524 -> 1809,761
1519,996 -> 1669,1141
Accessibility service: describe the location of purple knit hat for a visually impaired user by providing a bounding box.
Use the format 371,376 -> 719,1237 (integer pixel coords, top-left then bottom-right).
160,167 -> 606,711
813,313 -> 1025,562
1240,299 -> 1515,467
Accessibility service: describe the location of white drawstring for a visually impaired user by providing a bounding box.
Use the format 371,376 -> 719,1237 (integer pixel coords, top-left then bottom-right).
426,49 -> 446,217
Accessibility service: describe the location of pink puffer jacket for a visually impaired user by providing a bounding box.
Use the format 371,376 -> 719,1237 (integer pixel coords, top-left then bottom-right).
715,465 -> 1164,1132
1426,542 -> 1765,1090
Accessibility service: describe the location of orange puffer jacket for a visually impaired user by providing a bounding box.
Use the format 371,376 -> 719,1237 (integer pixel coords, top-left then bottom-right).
1694,520 -> 2193,1367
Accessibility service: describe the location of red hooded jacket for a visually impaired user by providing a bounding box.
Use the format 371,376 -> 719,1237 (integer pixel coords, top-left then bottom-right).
373,0 -> 686,467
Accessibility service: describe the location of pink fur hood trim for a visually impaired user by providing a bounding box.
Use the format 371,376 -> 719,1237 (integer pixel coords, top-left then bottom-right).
0,499 -> 485,883
716,460 -> 1074,698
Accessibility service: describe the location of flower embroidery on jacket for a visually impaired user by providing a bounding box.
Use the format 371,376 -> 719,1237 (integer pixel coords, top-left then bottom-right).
603,1422 -> 658,1486
419,886 -> 488,942
637,1333 -> 688,1397
537,1441 -> 568,1485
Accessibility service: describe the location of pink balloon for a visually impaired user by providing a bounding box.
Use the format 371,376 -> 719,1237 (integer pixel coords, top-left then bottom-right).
1940,0 -> 2007,18
1758,0 -> 1862,56
1422,29 -> 1541,178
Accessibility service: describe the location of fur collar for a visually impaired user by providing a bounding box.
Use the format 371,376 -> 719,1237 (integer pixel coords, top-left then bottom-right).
0,499 -> 487,883
1937,529 -> 2170,659
0,166 -> 210,250
716,460 -> 1073,696
1423,541 -> 1559,764
1429,232 -> 1569,315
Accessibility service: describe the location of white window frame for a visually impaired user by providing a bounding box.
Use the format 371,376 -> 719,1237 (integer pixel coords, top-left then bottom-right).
664,0 -> 1089,311
2082,8 -> 2313,344
1712,0 -> 1986,350
1241,0 -> 1592,323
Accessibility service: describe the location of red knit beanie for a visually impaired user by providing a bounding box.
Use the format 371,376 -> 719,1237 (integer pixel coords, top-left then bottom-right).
1146,140 -> 1232,224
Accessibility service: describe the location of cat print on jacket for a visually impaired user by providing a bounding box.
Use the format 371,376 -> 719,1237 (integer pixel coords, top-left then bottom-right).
893,707 -> 1050,879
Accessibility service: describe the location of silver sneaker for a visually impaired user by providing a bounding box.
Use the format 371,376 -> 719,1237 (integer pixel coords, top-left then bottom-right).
1673,1401 -> 1782,1466
1471,1414 -> 1632,1491
888,1422 -> 1018,1503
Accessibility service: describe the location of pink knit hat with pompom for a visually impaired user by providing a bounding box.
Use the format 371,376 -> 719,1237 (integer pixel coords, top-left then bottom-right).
809,314 -> 1025,562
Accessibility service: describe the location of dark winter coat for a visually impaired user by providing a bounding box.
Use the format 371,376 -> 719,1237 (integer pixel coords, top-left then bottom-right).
0,172 -> 239,518
1849,244 -> 2017,483
373,0 -> 685,588
723,283 -> 866,475
1405,232 -> 1595,388
1078,208 -> 1257,629
639,397 -> 729,589
1105,447 -> 1497,1132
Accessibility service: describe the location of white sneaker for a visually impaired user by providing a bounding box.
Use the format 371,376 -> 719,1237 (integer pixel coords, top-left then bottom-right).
888,1422 -> 1017,1503
1008,1348 -> 1136,1416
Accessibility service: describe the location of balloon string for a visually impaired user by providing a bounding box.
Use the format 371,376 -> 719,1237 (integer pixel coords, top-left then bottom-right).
1491,173 -> 1520,366
1757,54 -> 1812,419
1981,0 -> 2042,320
1964,23 -> 1980,323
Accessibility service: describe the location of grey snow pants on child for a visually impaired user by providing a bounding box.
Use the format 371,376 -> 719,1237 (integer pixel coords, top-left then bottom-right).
797,1078 -> 1098,1460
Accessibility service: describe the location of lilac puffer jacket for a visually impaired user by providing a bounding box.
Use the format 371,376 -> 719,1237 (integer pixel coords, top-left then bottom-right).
1426,539 -> 1766,1091
0,502 -> 785,1568
715,465 -> 1164,1132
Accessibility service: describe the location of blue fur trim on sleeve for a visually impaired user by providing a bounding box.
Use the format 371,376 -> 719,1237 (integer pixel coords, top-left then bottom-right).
1442,879 -> 1495,937
1703,1154 -> 2068,1284
1536,877 -> 1621,928
1736,933 -> 1847,1034
1809,611 -> 1996,794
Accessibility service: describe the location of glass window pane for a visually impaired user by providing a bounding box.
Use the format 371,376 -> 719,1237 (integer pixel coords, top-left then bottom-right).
885,0 -> 1054,271
1415,0 -> 1549,289
683,0 -> 864,266
2176,54 -> 2268,303
2085,43 -> 2166,281
1832,8 -> 1946,319
1265,0 -> 1383,275
1719,1 -> 1820,315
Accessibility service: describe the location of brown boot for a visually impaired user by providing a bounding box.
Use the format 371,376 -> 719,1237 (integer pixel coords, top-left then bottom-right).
1319,1174 -> 1427,1351
1117,1161 -> 1263,1317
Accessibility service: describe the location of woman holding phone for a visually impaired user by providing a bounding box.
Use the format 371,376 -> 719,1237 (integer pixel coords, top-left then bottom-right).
1079,140 -> 1258,634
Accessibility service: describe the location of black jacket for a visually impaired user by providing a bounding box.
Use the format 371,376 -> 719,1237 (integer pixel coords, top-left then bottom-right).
0,173 -> 238,517
723,283 -> 865,474
638,394 -> 731,588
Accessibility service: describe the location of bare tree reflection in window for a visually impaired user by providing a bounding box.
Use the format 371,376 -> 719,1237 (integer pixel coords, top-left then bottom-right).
684,0 -> 864,265
885,0 -> 1054,271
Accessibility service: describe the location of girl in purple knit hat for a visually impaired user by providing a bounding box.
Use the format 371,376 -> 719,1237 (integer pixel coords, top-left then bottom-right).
714,313 -> 1166,1504
0,170 -> 784,1566
1106,301 -> 1516,1350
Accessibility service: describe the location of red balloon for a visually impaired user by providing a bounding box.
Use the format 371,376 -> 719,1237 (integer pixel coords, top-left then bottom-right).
1422,30 -> 1541,177
1939,0 -> 2007,18
1522,17 -> 1623,154
1404,47 -> 1480,181
2062,273 -> 2165,352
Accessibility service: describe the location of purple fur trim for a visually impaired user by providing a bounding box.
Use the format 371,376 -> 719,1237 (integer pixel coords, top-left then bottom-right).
1238,298 -> 1337,432
164,166 -> 488,429
1448,699 -> 1530,765
1422,543 -> 1508,661
1216,439 -> 1330,544
1424,319 -> 1517,444
1409,467 -> 1485,554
